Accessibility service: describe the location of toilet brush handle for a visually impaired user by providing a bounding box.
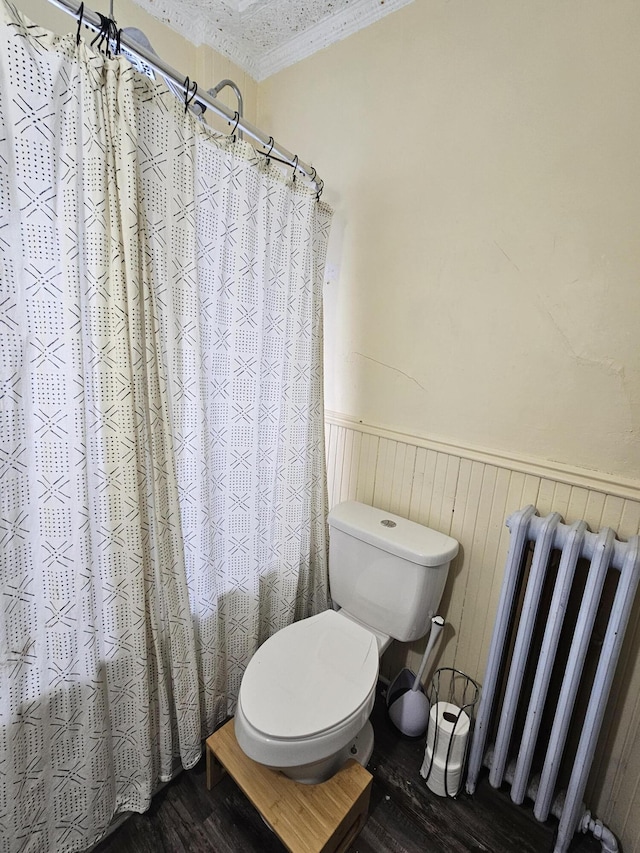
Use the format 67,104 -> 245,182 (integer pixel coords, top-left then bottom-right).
411,616 -> 445,692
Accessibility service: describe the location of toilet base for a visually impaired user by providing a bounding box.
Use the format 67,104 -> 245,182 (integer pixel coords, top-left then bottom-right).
275,720 -> 375,784
206,719 -> 372,853
351,719 -> 375,768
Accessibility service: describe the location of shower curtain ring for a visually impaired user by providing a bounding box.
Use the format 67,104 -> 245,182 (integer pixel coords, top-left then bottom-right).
75,1 -> 84,44
291,154 -> 299,182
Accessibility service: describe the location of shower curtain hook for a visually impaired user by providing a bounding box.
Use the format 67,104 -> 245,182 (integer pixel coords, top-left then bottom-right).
91,13 -> 112,56
265,136 -> 274,165
229,111 -> 240,141
315,178 -> 324,202
75,1 -> 84,44
183,77 -> 198,114
291,154 -> 299,182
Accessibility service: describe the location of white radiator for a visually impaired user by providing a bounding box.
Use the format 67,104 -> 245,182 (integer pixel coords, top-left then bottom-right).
466,505 -> 640,853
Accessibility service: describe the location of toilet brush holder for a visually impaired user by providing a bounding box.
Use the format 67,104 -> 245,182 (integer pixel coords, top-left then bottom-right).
386,616 -> 444,738
387,668 -> 430,737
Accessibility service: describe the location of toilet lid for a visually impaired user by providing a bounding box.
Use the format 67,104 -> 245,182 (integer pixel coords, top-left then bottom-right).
239,609 -> 379,740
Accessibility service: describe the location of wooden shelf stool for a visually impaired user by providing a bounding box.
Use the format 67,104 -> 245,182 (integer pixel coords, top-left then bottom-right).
205,720 -> 373,853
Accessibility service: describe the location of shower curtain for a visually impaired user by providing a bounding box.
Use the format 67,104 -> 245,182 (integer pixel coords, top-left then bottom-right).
0,2 -> 331,850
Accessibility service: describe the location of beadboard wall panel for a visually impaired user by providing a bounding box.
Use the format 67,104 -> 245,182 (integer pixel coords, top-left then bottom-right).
325,413 -> 640,848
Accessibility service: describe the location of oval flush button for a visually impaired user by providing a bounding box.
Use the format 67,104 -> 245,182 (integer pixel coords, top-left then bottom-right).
380,519 -> 396,528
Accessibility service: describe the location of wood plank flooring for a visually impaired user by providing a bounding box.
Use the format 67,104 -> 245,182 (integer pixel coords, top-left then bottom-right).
92,686 -> 601,853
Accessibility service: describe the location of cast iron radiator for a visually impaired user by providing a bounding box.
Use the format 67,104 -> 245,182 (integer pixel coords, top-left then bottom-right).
466,505 -> 640,853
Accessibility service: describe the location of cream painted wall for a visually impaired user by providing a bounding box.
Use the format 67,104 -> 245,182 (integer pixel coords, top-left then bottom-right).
16,0 -> 258,131
258,0 -> 640,486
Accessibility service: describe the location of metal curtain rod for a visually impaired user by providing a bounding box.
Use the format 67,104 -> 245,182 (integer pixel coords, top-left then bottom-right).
47,0 -> 322,192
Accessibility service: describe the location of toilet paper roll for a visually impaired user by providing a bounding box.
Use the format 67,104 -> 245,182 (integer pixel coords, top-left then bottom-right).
425,701 -> 470,772
421,745 -> 462,797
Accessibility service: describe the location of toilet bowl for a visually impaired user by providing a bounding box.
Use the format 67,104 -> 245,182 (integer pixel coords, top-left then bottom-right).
235,609 -> 380,783
234,501 -> 459,784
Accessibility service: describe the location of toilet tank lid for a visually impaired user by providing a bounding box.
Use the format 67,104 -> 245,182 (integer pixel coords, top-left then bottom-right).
328,501 -> 459,567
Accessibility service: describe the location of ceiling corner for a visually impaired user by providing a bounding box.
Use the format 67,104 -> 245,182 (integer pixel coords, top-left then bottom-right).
130,0 -> 414,83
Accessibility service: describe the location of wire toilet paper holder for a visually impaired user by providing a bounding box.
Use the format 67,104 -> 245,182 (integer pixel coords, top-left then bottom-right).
421,667 -> 481,798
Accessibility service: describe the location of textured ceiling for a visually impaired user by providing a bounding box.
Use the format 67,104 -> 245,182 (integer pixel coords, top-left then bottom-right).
130,0 -> 414,81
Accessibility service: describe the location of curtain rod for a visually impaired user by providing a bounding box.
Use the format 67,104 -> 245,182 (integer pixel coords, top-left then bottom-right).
46,0 -> 323,193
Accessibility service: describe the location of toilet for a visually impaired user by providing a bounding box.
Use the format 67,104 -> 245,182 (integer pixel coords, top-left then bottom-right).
234,500 -> 459,784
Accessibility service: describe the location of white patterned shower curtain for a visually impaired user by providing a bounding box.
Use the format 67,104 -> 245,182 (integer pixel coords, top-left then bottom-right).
0,2 -> 331,850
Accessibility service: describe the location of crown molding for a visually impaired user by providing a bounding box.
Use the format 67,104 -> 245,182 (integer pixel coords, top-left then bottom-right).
252,0 -> 414,81
131,0 -> 414,82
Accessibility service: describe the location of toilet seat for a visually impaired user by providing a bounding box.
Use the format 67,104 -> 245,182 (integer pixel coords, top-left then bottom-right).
239,609 -> 379,741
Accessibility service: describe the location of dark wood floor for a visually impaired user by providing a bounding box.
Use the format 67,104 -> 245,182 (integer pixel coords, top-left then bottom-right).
92,686 -> 602,853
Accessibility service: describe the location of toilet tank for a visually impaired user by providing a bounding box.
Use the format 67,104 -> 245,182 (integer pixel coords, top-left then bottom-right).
327,501 -> 459,643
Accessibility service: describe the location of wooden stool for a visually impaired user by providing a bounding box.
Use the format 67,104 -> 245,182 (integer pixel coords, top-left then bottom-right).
205,719 -> 372,853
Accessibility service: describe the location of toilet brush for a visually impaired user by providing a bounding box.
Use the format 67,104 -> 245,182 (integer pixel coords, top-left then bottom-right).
387,616 -> 445,737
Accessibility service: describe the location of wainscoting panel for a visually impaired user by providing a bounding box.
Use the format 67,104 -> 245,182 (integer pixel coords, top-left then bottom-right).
325,412 -> 640,850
